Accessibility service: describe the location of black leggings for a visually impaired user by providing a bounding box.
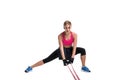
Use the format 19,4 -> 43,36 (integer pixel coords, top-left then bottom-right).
43,47 -> 86,63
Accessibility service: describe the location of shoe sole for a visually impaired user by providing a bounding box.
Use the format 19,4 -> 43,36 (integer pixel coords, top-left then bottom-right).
81,69 -> 91,73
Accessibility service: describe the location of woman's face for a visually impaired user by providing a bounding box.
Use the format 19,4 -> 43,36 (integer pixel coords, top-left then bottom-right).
64,24 -> 71,34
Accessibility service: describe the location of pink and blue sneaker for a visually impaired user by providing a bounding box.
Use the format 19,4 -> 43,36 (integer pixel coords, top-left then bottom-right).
25,66 -> 32,73
82,66 -> 91,72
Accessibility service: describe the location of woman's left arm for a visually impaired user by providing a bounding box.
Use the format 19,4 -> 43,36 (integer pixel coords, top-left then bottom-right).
72,32 -> 77,58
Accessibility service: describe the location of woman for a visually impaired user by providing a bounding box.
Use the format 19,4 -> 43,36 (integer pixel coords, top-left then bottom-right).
25,20 -> 91,73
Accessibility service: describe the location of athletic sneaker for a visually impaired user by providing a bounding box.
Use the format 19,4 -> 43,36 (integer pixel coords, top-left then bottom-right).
25,66 -> 32,73
81,66 -> 91,72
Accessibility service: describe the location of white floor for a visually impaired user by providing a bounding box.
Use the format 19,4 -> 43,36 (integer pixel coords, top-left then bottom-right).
0,0 -> 120,80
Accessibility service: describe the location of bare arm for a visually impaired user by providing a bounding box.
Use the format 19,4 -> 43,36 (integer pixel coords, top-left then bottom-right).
58,34 -> 66,60
72,33 -> 77,58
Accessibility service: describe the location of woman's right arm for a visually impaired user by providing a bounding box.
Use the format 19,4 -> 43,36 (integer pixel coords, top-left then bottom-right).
58,34 -> 66,60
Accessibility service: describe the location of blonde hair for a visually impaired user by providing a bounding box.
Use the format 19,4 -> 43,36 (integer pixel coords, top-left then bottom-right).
63,20 -> 72,26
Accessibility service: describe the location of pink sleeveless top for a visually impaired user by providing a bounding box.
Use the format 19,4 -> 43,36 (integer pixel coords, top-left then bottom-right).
62,32 -> 74,46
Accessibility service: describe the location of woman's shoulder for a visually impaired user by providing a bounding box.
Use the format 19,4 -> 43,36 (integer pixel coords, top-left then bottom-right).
58,31 -> 64,35
58,31 -> 64,37
71,31 -> 77,36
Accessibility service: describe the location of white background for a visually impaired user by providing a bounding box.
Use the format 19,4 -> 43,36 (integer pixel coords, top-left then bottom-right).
0,0 -> 120,80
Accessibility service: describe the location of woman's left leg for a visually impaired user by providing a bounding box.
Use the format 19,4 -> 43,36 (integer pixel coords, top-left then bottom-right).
76,47 -> 86,66
75,47 -> 91,72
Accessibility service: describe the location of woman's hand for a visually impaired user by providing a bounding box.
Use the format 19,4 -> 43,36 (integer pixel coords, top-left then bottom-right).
63,58 -> 74,66
63,59 -> 69,66
70,58 -> 74,63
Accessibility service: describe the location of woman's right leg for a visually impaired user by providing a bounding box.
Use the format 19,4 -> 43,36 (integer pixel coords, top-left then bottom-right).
25,48 -> 60,73
31,60 -> 44,68
32,48 -> 60,68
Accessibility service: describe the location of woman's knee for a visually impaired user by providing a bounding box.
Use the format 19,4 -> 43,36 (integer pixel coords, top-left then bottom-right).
76,47 -> 86,56
81,48 -> 86,56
